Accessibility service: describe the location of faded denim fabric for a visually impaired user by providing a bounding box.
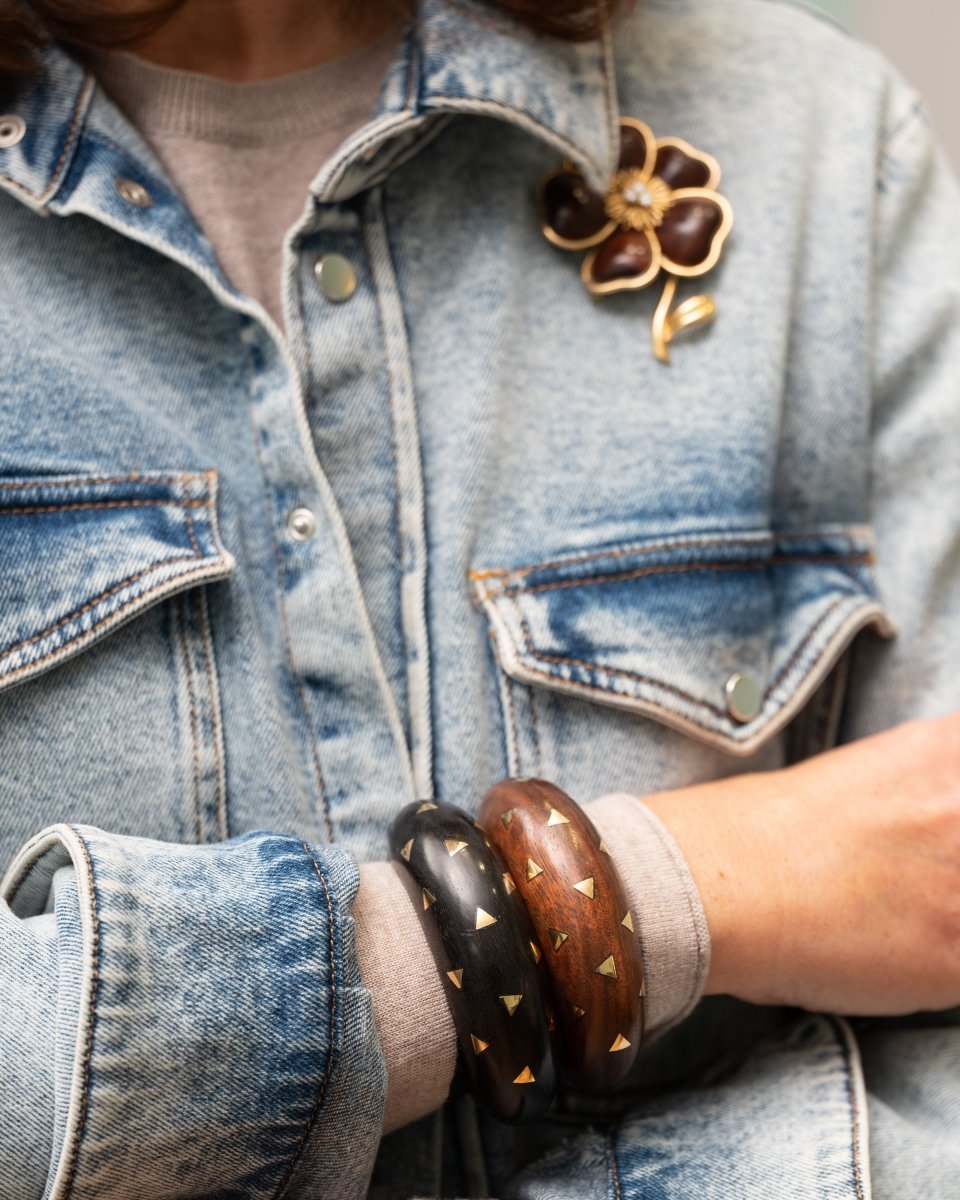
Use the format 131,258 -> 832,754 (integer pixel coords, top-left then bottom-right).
1,0 -> 959,1196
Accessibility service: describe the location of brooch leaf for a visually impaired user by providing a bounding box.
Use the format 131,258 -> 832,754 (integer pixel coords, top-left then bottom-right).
538,118 -> 733,363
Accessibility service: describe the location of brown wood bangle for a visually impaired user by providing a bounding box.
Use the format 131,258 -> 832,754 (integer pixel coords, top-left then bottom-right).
478,778 -> 644,1090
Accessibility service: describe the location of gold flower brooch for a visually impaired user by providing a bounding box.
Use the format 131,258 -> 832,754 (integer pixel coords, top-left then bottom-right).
538,118 -> 733,363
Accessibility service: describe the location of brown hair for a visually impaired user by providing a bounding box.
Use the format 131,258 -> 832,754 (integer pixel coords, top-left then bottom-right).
0,0 -> 622,91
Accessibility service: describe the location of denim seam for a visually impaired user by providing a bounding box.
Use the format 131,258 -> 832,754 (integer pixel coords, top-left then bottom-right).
498,553 -> 875,599
60,831 -> 102,1200
0,559 -> 226,688
0,498 -> 213,517
365,202 -> 413,760
468,527 -> 872,584
503,678 -> 521,775
0,75 -> 91,205
0,471 -> 200,492
273,842 -> 341,1199
365,185 -> 435,797
0,550 -> 200,662
490,628 -> 521,776
248,412 -> 334,843
511,591 -> 857,721
527,684 -> 543,777
183,510 -> 201,557
174,593 -> 204,845
606,1124 -> 623,1200
196,586 -> 228,840
403,26 -> 419,112
828,1016 -> 867,1200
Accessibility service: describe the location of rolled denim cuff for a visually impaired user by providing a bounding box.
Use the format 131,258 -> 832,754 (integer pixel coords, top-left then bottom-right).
588,793 -> 712,1039
1,825 -> 386,1200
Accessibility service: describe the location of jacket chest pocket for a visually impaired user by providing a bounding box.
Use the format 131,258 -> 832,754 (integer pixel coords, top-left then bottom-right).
469,527 -> 894,794
0,471 -> 234,849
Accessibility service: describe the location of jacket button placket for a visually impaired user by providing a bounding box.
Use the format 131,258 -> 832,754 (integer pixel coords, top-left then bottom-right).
245,203 -> 417,856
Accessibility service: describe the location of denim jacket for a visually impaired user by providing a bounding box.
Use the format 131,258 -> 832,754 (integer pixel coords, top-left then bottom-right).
2,0 -> 960,1197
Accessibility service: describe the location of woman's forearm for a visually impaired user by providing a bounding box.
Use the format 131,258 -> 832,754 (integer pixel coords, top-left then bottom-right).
359,712 -> 960,1134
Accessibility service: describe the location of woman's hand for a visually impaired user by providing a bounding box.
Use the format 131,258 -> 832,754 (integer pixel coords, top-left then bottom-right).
644,713 -> 960,1015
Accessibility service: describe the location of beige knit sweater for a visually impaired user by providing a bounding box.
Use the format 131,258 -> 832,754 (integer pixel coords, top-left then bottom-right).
90,45 -> 711,1135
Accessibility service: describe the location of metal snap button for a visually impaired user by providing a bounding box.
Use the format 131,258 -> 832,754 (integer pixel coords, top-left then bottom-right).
287,506 -> 317,542
725,672 -> 762,724
115,177 -> 153,208
314,254 -> 357,302
0,115 -> 26,149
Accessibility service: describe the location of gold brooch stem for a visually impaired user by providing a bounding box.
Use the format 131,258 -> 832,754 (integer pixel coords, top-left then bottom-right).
651,276 -> 718,365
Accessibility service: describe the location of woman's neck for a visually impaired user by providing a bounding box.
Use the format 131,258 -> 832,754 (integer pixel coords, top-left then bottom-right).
121,0 -> 410,81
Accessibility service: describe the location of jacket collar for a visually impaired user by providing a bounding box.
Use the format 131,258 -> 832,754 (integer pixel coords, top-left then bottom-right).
0,0 -> 619,214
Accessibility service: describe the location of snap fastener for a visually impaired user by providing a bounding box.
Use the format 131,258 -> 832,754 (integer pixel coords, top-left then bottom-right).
287,507 -> 317,541
314,254 -> 357,302
0,114 -> 26,149
725,672 -> 762,724
115,177 -> 153,208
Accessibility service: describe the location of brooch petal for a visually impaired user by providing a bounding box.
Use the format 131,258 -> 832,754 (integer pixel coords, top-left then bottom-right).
657,191 -> 733,277
540,170 -> 615,249
583,229 -> 663,293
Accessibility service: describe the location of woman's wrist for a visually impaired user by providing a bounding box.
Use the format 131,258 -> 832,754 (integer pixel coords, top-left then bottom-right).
641,775 -> 787,1004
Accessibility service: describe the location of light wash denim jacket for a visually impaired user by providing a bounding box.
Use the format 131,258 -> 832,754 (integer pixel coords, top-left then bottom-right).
2,0 -> 960,1196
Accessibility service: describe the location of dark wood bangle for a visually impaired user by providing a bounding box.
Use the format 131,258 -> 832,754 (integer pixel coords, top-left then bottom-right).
478,779 -> 644,1091
389,799 -> 556,1124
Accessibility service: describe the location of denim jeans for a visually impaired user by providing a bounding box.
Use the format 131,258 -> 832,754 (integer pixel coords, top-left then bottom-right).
1,0 -> 960,1195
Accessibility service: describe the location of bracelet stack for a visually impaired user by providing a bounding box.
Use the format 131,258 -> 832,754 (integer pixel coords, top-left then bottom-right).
389,780 -> 645,1123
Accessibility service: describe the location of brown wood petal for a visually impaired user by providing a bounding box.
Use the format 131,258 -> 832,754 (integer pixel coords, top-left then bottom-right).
618,121 -> 653,172
588,229 -> 658,287
658,195 -> 726,273
479,779 -> 644,1091
654,142 -> 715,190
541,172 -> 609,243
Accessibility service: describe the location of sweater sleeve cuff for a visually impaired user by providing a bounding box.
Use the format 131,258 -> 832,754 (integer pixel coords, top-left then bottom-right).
585,792 -> 712,1040
354,860 -> 457,1134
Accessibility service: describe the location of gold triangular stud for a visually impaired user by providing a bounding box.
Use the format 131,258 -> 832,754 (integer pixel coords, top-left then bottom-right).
475,907 -> 497,929
500,994 -> 522,1016
502,871 -> 516,895
621,911 -> 634,932
400,837 -> 414,862
573,876 -> 595,899
599,839 -> 610,854
609,1033 -> 632,1053
639,977 -> 646,998
416,801 -> 438,813
529,940 -> 542,963
471,1034 -> 489,1054
549,928 -> 569,951
596,954 -> 618,979
422,888 -> 436,910
571,1003 -> 586,1020
546,808 -> 570,826
444,838 -> 468,857
513,1066 -> 536,1084
526,858 -> 544,881
501,808 -> 515,828
446,968 -> 463,989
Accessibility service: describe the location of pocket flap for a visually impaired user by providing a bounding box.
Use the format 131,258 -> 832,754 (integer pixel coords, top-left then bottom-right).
0,470 -> 234,693
469,527 -> 895,756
